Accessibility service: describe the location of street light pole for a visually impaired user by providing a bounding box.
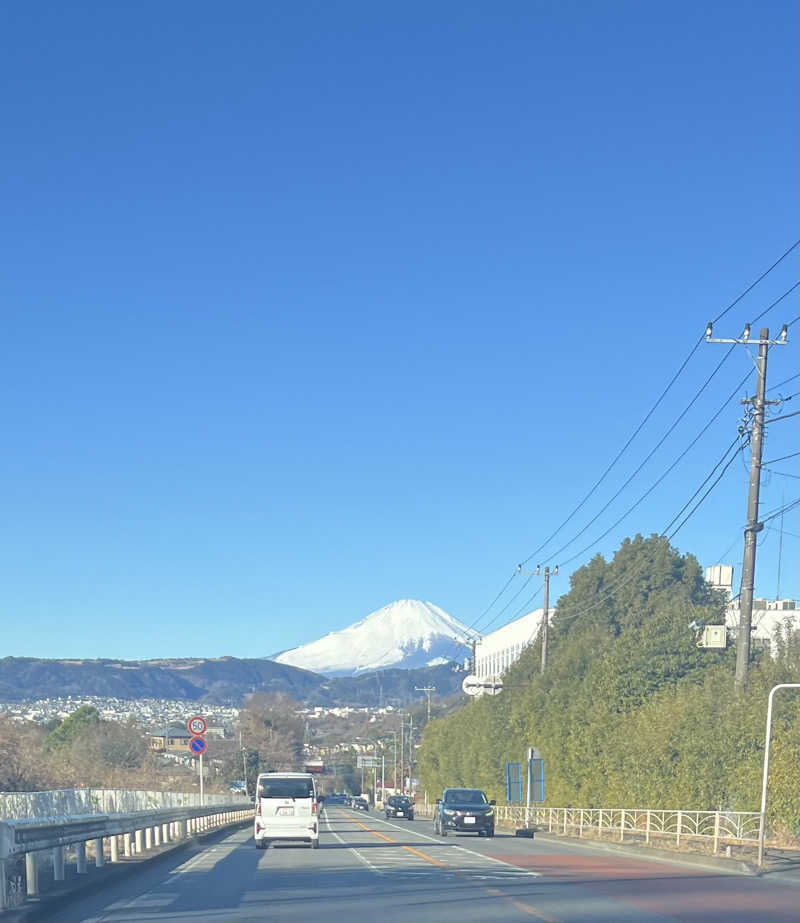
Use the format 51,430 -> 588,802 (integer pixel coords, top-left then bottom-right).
758,683 -> 800,866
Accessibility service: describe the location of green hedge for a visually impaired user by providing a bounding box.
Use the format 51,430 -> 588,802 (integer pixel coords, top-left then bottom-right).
419,536 -> 799,840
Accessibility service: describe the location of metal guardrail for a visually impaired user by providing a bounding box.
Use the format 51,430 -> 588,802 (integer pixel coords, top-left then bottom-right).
415,803 -> 762,853
0,800 -> 253,910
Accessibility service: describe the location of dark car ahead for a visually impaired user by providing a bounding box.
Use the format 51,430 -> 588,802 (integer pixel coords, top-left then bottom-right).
352,797 -> 369,811
434,788 -> 495,837
384,795 -> 414,820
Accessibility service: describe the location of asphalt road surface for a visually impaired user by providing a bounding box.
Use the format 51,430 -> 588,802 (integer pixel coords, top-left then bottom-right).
47,806 -> 799,922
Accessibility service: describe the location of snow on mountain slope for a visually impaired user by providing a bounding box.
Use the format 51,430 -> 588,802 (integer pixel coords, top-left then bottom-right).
273,599 -> 471,676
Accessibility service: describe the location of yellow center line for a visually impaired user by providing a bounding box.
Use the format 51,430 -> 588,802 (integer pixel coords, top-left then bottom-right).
354,821 -> 448,867
353,821 -> 395,843
401,844 -> 448,867
352,817 -> 560,922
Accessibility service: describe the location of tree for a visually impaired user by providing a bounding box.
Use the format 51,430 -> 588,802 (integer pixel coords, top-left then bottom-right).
237,694 -> 304,772
45,705 -> 100,751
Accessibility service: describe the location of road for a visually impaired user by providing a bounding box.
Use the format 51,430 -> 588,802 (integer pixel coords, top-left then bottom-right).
48,806 -> 798,923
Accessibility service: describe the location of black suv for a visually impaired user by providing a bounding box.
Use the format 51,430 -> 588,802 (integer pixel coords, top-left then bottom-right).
434,788 -> 495,837
384,795 -> 414,820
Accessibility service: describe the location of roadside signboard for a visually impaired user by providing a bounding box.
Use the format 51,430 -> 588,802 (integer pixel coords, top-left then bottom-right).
356,756 -> 379,768
189,736 -> 207,755
461,674 -> 482,696
187,716 -> 207,736
484,676 -> 503,696
505,762 -> 523,803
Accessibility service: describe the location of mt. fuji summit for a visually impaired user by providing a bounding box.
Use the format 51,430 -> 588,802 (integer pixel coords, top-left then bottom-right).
273,599 -> 471,676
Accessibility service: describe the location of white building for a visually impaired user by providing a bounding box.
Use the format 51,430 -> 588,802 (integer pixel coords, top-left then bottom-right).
474,608 -> 551,679
704,565 -> 797,649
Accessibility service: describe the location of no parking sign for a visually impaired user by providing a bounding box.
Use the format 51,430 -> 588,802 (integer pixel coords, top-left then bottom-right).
189,736 -> 207,755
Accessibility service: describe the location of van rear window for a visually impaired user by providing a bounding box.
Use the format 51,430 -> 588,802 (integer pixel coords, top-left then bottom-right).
259,780 -> 313,799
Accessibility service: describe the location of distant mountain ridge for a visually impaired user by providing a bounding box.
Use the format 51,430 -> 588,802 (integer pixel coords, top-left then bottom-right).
0,656 -> 464,707
274,599 -> 471,675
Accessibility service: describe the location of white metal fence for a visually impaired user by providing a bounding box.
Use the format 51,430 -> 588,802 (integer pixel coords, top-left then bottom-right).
415,803 -> 762,853
0,789 -> 242,820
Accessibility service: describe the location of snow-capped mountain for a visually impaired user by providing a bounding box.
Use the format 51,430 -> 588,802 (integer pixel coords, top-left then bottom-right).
273,599 -> 471,676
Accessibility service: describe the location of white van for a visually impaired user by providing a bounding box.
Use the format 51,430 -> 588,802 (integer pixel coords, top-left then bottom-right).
253,772 -> 319,849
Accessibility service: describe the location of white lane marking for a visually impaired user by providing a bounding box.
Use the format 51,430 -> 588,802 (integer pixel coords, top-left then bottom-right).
343,809 -> 540,876
83,830 -> 247,921
321,809 -> 384,876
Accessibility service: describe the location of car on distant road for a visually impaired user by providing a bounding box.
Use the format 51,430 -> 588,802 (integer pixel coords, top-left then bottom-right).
352,796 -> 369,811
433,788 -> 495,837
384,795 -> 414,820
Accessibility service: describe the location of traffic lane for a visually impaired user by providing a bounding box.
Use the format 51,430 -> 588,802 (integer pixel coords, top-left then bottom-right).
322,808 -> 552,922
47,815 -> 540,923
355,809 -> 800,923
46,824 -> 379,923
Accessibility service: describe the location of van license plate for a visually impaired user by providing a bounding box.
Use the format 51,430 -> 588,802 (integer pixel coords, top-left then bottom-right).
464,816 -> 476,824
277,806 -> 294,816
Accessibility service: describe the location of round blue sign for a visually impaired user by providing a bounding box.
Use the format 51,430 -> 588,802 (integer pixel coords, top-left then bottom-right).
189,736 -> 207,754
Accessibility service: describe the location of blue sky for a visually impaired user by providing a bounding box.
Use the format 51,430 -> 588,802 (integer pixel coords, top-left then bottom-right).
2,1 -> 797,660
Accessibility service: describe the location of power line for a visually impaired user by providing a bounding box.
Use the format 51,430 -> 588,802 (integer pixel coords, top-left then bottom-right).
749,282 -> 800,324
661,433 -> 745,537
768,373 -> 799,392
764,410 -> 799,425
763,452 -> 800,466
761,499 -> 800,526
517,340 -> 704,566
459,246 -> 798,657
760,497 -> 800,525
666,442 -> 747,540
515,252 -> 797,571
553,362 -> 752,568
712,240 -> 799,325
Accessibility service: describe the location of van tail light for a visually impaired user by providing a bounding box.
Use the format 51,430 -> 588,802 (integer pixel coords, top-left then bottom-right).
256,801 -> 262,817
312,801 -> 318,815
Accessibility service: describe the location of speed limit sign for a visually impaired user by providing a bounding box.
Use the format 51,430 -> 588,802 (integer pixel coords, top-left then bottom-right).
187,715 -> 207,736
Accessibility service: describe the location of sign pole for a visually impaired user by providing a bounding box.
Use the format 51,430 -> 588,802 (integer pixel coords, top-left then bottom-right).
200,752 -> 204,806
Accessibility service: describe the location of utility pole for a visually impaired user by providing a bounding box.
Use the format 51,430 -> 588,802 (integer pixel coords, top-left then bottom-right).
540,565 -> 557,673
391,730 -> 398,792
408,713 -> 414,795
517,564 -> 559,672
706,322 -> 788,687
399,714 -> 406,794
415,686 -> 436,721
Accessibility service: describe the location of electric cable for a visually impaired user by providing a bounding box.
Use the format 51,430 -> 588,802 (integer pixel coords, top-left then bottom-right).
711,241 -> 799,325
762,452 -> 799,466
661,433 -> 745,536
552,362 -> 752,568
666,443 -> 747,540
453,246 -> 799,667
768,373 -> 800,392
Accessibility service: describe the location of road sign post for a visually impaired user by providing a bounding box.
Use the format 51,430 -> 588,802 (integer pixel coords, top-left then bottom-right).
188,723 -> 208,806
